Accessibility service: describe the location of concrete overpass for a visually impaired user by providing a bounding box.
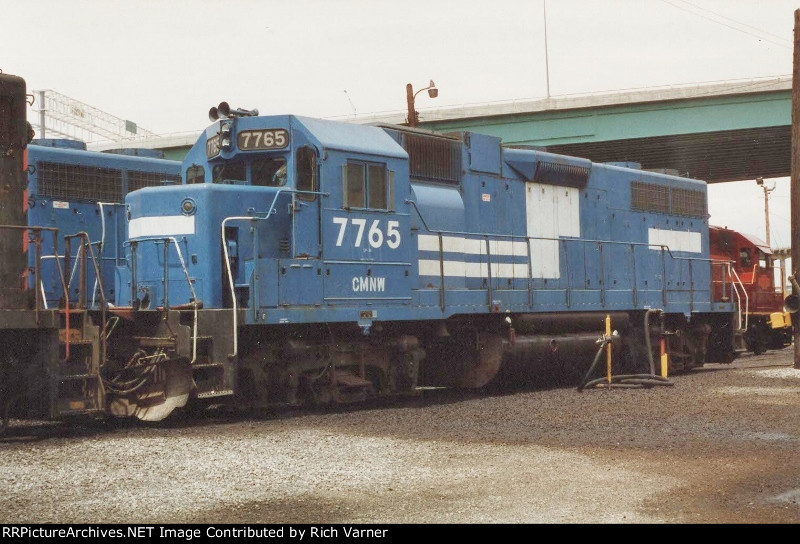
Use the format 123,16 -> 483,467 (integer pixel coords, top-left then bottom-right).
99,76 -> 792,184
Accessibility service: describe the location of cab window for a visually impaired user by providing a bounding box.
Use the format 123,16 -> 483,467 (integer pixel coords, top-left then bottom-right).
186,164 -> 205,184
739,248 -> 752,268
251,157 -> 287,187
212,161 -> 246,183
296,146 -> 317,201
343,161 -> 390,210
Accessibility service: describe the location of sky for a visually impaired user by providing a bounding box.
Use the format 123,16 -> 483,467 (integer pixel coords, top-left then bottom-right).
1,0 -> 797,254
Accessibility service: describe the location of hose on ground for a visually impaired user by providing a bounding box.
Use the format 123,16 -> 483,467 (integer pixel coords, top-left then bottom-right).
577,309 -> 674,391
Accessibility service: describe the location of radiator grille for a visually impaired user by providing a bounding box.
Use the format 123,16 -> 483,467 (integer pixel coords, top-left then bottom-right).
128,170 -> 180,193
403,133 -> 461,184
37,161 -> 123,202
534,160 -> 590,188
670,187 -> 707,217
631,181 -> 706,217
631,181 -> 669,214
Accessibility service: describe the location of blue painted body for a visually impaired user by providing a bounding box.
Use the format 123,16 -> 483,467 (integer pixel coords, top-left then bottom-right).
118,115 -> 734,325
26,141 -> 181,307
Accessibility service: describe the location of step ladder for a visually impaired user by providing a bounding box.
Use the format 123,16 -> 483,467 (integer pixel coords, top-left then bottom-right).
53,232 -> 108,418
54,308 -> 105,416
730,267 -> 749,356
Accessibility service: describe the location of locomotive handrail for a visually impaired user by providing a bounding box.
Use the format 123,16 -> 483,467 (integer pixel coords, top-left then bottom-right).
737,263 -> 786,295
0,225 -> 71,357
97,201 -> 125,265
64,232 -> 109,311
407,198 -> 719,259
38,242 -> 108,310
0,224 -> 69,314
406,198 -> 722,309
220,187 -> 328,358
125,236 -> 199,304
126,235 -> 200,365
64,231 -> 109,366
221,215 -> 271,359
729,266 -> 749,332
709,257 -> 748,331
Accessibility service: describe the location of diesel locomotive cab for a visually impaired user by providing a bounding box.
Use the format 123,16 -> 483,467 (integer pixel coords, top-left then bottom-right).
110,111 -> 331,419
111,111 -> 422,419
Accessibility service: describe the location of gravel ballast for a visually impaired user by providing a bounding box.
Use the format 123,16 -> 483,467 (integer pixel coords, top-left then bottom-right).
1,349 -> 799,524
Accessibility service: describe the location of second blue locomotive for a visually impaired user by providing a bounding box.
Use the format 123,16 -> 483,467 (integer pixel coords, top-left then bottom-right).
26,139 -> 181,308
101,106 -> 740,420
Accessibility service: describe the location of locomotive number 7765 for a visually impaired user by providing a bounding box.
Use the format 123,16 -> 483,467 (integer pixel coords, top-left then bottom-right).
332,217 -> 401,249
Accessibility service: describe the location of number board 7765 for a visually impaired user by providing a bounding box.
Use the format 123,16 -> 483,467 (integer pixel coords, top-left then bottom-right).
237,129 -> 290,151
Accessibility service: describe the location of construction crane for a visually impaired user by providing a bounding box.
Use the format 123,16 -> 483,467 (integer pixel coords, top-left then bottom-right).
30,89 -> 158,144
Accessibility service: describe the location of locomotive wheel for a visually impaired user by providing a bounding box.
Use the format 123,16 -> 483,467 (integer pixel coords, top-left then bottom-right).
746,327 -> 768,355
0,348 -> 40,429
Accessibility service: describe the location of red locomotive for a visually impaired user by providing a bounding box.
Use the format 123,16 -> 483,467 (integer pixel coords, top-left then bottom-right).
709,225 -> 792,354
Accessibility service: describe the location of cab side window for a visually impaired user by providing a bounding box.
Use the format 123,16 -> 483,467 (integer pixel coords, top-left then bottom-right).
186,164 -> 205,184
296,146 -> 317,201
345,163 -> 366,208
343,160 -> 392,210
739,248 -> 752,268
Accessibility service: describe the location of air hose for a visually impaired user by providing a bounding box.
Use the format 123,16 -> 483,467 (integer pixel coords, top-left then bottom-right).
577,309 -> 673,391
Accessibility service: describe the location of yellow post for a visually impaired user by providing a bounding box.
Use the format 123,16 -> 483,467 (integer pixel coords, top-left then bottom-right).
660,336 -> 669,378
605,314 -> 612,383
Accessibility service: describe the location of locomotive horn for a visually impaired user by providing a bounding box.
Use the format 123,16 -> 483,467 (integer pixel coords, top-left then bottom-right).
784,274 -> 800,313
217,101 -> 232,118
208,106 -> 219,122
216,101 -> 259,118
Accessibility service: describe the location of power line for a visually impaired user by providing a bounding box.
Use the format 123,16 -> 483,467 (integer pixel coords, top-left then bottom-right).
673,0 -> 792,43
659,0 -> 792,49
343,90 -> 357,117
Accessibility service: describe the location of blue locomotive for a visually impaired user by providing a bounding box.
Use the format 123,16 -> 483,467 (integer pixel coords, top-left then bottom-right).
102,104 -> 744,420
26,139 -> 181,308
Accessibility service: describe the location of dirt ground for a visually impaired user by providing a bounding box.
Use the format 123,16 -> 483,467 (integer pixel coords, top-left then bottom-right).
1,348 -> 799,526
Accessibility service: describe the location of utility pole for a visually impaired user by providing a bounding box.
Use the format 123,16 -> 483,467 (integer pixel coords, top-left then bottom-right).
405,81 -> 438,128
791,9 -> 800,369
756,177 -> 774,246
543,0 -> 551,99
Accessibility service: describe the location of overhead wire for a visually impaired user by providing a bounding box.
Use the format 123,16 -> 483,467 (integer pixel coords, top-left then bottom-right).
659,0 -> 792,49
670,0 -> 791,43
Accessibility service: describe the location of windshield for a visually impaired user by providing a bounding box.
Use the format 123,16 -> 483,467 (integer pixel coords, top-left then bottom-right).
251,157 -> 287,187
211,156 -> 287,186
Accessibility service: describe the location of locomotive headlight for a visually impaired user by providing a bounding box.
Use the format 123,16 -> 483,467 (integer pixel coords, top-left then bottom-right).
181,198 -> 197,216
219,120 -> 233,150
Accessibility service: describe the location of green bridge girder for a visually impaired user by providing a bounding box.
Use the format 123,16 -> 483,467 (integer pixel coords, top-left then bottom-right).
416,77 -> 791,183
108,77 -> 793,184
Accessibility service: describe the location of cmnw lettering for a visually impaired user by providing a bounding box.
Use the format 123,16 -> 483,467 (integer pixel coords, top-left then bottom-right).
352,276 -> 386,293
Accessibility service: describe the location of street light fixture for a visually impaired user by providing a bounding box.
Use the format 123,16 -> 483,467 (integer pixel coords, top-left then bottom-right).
406,80 -> 438,128
756,176 -> 776,246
